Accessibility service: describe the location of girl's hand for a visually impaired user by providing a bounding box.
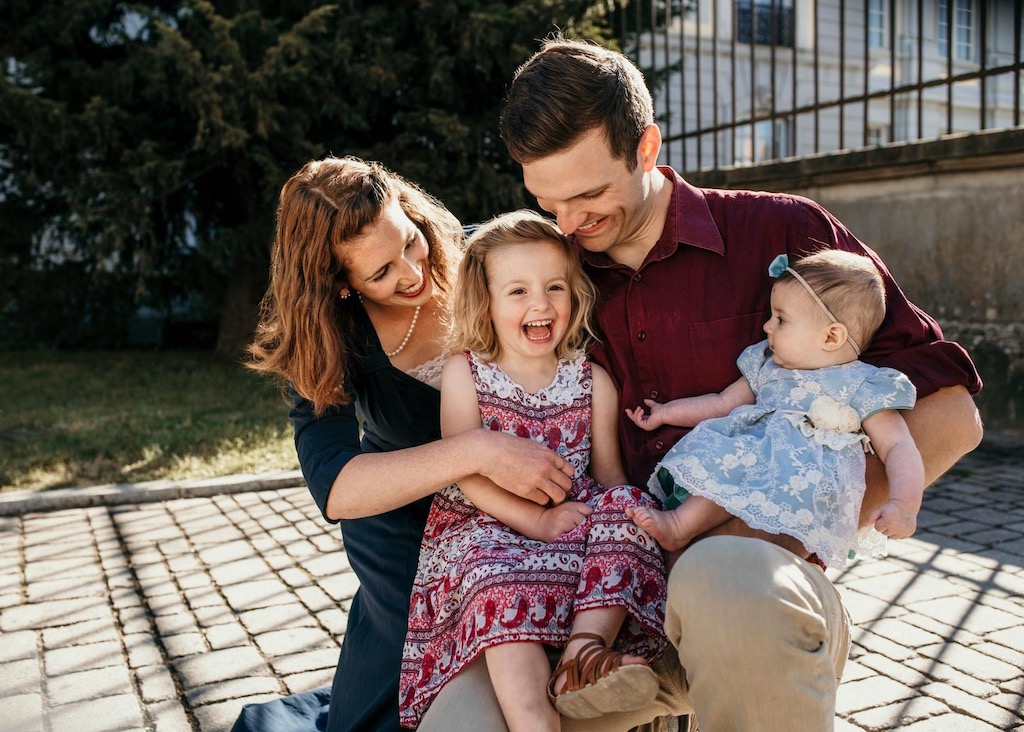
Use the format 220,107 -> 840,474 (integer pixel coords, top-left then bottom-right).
531,501 -> 593,543
868,499 -> 919,539
477,431 -> 573,506
625,399 -> 666,431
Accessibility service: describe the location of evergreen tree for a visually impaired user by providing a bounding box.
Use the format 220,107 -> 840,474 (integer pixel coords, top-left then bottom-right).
0,1 -> 619,354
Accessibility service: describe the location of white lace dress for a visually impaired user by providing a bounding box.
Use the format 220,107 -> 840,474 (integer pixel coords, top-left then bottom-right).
650,340 -> 916,568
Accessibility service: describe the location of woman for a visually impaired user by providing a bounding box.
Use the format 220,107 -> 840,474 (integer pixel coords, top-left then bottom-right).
234,156 -> 573,732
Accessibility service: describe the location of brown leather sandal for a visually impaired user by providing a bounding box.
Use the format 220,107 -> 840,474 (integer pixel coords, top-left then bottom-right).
547,631 -> 659,719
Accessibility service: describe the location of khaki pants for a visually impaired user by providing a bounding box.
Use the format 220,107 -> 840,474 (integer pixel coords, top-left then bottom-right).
420,536 -> 850,732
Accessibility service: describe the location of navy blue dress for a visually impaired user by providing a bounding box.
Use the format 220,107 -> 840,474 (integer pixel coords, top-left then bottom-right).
232,303 -> 441,732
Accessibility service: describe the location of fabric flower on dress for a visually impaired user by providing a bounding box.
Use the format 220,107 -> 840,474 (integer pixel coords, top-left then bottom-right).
807,396 -> 861,433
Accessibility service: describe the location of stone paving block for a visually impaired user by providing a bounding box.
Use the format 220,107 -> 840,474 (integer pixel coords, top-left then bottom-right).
275,566 -> 313,588
185,676 -> 283,707
283,539 -> 320,559
849,629 -> 917,662
148,594 -> 191,617
184,585 -> 224,609
295,585 -> 337,613
48,664 -> 134,705
45,640 -> 124,675
239,604 -> 317,635
153,612 -> 199,638
842,570 -> 968,605
0,693 -> 43,732
918,681 -> 1024,729
197,540 -> 255,565
136,664 -> 178,702
104,567 -> 136,590
206,621 -> 249,650
269,648 -> 340,676
163,632 -> 207,658
0,629 -> 37,662
124,633 -> 164,669
192,695 -> 280,732
172,646 -> 270,687
0,567 -> 20,595
971,640 -> 1024,669
283,667 -> 335,695
0,658 -> 41,696
2,596 -> 112,632
191,524 -> 247,546
856,617 -> 946,649
24,557 -> 103,584
138,577 -> 179,598
847,695 -> 950,730
839,658 -> 873,683
321,572 -> 360,603
836,675 -> 916,715
110,586 -> 143,610
916,641 -> 1022,683
254,626 -> 334,656
28,576 -> 108,603
48,694 -> 145,732
913,532 -> 987,555
898,611 -> 983,648
856,653 -> 934,688
316,607 -> 348,637
221,579 -> 294,611
904,596 -> 1021,632
177,570 -> 214,590
147,699 -> 191,732
950,566 -> 1024,602
210,558 -> 273,586
194,603 -> 237,628
0,593 -> 21,609
119,607 -> 153,635
43,619 -> 119,648
903,656 -> 1001,698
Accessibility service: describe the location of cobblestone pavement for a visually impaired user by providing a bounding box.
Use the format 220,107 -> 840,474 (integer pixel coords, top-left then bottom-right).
1,434 -> 1022,732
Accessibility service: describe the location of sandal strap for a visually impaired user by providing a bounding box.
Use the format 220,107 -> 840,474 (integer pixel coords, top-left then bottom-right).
551,632 -> 625,694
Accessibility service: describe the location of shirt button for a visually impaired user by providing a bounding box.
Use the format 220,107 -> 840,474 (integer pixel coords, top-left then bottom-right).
637,331 -> 646,341
650,390 -> 659,399
633,273 -> 642,282
655,440 -> 665,451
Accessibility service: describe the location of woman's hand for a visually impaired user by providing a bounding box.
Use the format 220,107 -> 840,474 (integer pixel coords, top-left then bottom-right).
473,431 -> 573,506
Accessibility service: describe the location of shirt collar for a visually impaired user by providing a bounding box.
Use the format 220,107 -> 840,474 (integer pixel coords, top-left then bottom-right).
578,166 -> 725,269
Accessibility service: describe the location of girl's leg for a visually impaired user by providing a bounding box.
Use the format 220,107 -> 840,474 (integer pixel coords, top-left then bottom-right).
627,495 -> 733,551
485,642 -> 560,732
550,605 -> 649,695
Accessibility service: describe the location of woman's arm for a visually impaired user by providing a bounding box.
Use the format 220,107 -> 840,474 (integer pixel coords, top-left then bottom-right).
435,356 -> 589,541
626,376 -> 755,432
315,359 -> 574,521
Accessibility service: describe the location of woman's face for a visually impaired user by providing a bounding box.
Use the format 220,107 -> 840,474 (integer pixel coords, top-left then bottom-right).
342,196 -> 434,308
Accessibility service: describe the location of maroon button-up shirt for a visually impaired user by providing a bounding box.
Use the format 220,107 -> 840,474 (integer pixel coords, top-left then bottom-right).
582,167 -> 982,488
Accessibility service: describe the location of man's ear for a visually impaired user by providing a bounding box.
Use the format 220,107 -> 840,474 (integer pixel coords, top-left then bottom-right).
822,323 -> 849,351
637,124 -> 662,172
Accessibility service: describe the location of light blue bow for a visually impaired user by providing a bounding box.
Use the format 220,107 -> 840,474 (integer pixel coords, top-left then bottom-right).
768,253 -> 789,278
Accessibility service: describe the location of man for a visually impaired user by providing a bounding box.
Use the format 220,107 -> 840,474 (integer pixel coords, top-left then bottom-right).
422,38 -> 982,731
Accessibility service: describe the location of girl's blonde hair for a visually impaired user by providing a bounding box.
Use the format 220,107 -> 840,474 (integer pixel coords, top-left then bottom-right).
778,249 -> 886,349
449,210 -> 598,361
248,156 -> 461,412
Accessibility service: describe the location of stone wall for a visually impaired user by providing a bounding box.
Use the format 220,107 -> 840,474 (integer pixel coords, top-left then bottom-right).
686,128 -> 1024,431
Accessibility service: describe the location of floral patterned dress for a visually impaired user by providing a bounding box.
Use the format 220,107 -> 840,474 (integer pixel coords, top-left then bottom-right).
651,340 -> 916,569
399,351 -> 667,728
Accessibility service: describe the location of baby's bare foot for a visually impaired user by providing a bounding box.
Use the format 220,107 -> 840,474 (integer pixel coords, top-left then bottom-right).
628,506 -> 692,552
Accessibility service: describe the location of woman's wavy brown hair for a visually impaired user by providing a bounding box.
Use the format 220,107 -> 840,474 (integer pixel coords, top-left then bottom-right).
449,210 -> 598,362
248,156 -> 461,413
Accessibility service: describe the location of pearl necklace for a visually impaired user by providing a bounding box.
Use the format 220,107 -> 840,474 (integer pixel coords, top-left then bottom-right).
359,295 -> 421,358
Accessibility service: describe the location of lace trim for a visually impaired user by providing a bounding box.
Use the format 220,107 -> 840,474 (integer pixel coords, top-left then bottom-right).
471,351 -> 588,407
407,354 -> 448,390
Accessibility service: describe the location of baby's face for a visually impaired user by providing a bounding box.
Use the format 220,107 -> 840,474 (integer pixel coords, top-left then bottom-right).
762,282 -> 836,370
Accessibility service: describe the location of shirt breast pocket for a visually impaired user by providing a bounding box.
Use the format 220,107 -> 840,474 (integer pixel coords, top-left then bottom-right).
688,311 -> 766,391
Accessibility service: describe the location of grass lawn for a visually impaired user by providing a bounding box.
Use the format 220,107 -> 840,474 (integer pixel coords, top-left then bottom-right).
1,351 -> 299,493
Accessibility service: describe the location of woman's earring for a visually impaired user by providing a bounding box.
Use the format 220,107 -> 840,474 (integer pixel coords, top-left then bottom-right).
340,288 -> 351,300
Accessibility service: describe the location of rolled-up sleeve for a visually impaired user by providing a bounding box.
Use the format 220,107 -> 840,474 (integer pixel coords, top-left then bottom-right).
289,388 -> 363,523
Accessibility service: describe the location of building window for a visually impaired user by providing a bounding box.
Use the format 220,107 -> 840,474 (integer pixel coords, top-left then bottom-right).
735,118 -> 792,164
938,0 -> 975,61
736,0 -> 794,47
866,125 -> 889,146
868,0 -> 887,49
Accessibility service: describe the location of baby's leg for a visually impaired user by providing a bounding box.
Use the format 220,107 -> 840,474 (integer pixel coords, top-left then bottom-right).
485,642 -> 559,732
628,496 -> 733,551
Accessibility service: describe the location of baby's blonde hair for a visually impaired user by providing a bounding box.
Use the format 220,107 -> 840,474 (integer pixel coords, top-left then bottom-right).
449,210 -> 598,361
777,249 -> 886,349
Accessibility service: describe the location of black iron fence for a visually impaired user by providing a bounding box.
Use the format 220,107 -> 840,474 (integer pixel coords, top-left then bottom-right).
618,0 -> 1023,173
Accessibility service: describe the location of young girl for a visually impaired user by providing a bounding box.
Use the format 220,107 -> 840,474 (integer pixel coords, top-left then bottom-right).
399,211 -> 667,731
626,249 -> 925,569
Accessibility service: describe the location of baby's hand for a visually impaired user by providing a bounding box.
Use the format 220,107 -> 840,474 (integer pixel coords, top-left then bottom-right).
868,499 -> 919,540
625,399 -> 666,431
534,501 -> 593,543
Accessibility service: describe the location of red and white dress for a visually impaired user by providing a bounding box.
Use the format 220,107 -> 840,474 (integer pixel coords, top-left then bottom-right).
398,351 -> 667,727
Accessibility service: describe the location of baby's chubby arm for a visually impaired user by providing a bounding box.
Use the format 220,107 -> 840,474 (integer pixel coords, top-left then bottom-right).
440,356 -> 590,543
862,409 -> 925,539
625,376 -> 755,431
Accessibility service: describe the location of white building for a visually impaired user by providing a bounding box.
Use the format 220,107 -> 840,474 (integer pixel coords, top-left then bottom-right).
632,0 -> 1023,171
